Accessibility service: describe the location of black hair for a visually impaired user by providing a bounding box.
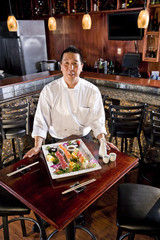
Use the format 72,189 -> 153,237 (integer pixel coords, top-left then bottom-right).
60,45 -> 84,64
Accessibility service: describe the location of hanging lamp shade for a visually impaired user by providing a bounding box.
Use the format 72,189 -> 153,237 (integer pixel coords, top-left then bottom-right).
7,15 -> 17,32
82,13 -> 92,29
48,16 -> 56,31
7,0 -> 17,32
82,0 -> 92,30
137,9 -> 149,28
48,0 -> 56,31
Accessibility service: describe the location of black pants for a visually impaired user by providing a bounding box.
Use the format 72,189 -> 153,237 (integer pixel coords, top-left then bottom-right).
52,131 -> 93,143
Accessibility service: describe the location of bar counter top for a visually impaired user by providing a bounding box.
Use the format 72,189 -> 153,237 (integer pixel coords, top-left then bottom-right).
0,71 -> 159,88
0,71 -> 159,104
81,72 -> 160,89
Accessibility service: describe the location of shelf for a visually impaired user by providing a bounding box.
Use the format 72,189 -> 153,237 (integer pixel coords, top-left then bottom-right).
149,4 -> 160,8
146,31 -> 159,35
142,0 -> 160,62
142,57 -> 159,62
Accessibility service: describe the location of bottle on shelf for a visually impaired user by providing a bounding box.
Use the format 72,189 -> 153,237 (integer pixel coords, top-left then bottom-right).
99,58 -> 104,73
93,0 -> 98,11
121,0 -> 126,9
153,13 -> 159,31
104,61 -> 108,74
108,60 -> 115,74
150,0 -> 155,4
148,15 -> 154,31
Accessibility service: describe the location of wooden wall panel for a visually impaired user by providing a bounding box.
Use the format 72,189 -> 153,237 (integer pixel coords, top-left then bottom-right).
45,16 -> 65,62
45,12 -> 153,74
62,13 -> 104,67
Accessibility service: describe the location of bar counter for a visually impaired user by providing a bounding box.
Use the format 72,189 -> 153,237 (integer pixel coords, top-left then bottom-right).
0,71 -> 160,105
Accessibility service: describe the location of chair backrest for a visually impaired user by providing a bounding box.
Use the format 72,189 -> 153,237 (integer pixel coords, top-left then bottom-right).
150,111 -> 160,147
109,104 -> 146,138
0,103 -> 30,139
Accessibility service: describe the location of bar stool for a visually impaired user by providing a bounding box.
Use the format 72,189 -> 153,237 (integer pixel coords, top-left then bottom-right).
142,111 -> 160,185
109,104 -> 146,160
0,103 -> 32,167
0,186 -> 42,240
116,183 -> 160,240
102,94 -> 120,121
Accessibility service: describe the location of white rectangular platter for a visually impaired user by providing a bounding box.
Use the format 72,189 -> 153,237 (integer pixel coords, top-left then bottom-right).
42,139 -> 101,180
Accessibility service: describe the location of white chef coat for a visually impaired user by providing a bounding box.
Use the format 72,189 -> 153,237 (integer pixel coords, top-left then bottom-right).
32,77 -> 107,139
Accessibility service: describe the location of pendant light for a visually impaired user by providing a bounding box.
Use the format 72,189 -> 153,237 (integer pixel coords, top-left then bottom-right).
7,0 -> 17,32
82,0 -> 92,30
137,0 -> 149,28
48,0 -> 56,31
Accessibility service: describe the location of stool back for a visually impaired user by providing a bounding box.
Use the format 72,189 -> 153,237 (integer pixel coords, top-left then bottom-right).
109,104 -> 146,139
150,111 -> 160,147
0,103 -> 30,140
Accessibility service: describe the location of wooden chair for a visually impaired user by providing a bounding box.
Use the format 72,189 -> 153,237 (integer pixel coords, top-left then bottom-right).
116,183 -> 160,240
0,103 -> 32,167
109,104 -> 146,160
0,186 -> 42,240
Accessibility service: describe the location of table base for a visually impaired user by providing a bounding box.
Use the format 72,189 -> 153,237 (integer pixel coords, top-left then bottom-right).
47,220 -> 97,240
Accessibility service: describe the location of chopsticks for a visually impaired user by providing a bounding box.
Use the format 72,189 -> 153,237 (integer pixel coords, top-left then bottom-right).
62,178 -> 96,195
7,161 -> 39,177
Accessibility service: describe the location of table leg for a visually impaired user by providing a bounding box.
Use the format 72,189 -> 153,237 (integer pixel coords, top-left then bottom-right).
65,220 -> 76,240
34,212 -> 47,239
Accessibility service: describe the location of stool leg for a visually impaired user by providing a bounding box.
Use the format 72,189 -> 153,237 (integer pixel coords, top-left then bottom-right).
128,233 -> 135,240
0,138 -> 3,169
121,138 -> 124,152
2,216 -> 10,240
109,135 -> 112,142
115,137 -> 118,147
16,138 -> 22,160
125,138 -> 128,153
117,227 -> 122,240
137,136 -> 143,161
12,139 -> 17,162
20,215 -> 27,237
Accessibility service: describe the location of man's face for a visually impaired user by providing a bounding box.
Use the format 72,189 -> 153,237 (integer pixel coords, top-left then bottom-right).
60,52 -> 83,84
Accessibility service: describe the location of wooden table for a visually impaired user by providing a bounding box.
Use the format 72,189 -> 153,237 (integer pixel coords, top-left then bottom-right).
0,139 -> 138,240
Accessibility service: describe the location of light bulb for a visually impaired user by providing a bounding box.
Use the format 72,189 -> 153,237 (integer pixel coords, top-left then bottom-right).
137,9 -> 149,28
82,14 -> 92,30
48,17 -> 56,31
7,15 -> 17,32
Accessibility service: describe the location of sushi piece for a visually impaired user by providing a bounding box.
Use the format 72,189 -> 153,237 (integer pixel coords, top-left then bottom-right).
55,151 -> 68,170
59,144 -> 71,161
76,150 -> 89,169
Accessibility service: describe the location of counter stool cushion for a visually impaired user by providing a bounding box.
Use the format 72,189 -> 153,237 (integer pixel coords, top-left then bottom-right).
117,183 -> 160,239
0,186 -> 30,216
5,128 -> 26,139
0,186 -> 30,240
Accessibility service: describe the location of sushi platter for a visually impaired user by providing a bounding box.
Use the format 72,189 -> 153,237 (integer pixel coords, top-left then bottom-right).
42,139 -> 101,179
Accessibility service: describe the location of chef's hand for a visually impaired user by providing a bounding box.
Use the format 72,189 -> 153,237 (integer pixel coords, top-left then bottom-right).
23,147 -> 41,159
105,141 -> 119,151
97,133 -> 119,151
23,136 -> 44,159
